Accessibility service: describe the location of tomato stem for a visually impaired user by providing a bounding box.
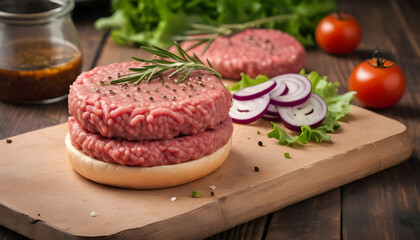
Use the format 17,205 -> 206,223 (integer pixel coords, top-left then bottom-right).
370,50 -> 394,68
373,50 -> 385,67
336,11 -> 344,20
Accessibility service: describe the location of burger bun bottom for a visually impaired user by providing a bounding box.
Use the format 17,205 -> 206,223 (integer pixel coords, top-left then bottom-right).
65,133 -> 232,189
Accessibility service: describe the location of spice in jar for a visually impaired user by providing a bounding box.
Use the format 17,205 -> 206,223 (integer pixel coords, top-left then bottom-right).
0,39 -> 82,102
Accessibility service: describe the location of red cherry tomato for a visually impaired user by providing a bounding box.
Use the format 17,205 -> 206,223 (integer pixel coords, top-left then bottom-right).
349,51 -> 406,108
315,13 -> 362,54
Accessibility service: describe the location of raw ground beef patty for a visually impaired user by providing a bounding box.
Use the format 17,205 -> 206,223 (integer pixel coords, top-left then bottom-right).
68,116 -> 233,167
68,61 -> 232,141
179,28 -> 306,79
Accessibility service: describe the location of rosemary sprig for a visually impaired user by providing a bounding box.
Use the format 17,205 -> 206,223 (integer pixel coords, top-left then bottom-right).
174,14 -> 296,54
102,42 -> 221,85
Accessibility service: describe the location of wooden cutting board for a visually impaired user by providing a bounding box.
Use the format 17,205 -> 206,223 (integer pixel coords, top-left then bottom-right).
0,106 -> 412,240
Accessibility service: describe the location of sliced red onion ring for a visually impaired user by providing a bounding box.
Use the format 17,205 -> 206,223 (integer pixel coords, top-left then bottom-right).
229,94 -> 270,124
233,80 -> 277,100
270,79 -> 288,97
265,104 -> 280,116
270,74 -> 312,107
277,93 -> 327,132
263,113 -> 281,120
263,104 -> 281,119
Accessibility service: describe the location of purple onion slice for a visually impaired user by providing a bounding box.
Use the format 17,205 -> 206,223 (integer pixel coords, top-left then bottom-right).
263,104 -> 281,120
270,79 -> 288,97
263,113 -> 281,120
277,93 -> 327,132
269,73 -> 312,107
229,94 -> 270,124
233,80 -> 277,100
265,104 -> 280,117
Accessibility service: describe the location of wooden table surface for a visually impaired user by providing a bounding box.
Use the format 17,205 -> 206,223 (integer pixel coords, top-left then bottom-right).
1,0 -> 419,239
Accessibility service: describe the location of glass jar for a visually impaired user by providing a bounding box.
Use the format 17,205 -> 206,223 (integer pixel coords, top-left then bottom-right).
0,0 -> 82,104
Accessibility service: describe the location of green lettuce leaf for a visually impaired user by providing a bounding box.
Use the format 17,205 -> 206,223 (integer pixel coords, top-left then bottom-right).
226,73 -> 270,93
268,122 -> 333,146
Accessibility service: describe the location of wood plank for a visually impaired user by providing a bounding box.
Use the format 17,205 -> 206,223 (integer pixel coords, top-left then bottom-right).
336,0 -> 420,239
0,225 -> 27,240
206,215 -> 268,240
266,189 -> 340,240
342,159 -> 420,240
0,105 -> 412,239
391,0 -> 420,57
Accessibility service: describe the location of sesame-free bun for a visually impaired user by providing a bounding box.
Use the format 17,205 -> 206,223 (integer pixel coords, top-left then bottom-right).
65,134 -> 232,189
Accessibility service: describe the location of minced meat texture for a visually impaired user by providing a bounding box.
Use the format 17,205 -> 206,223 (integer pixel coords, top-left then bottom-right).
68,61 -> 232,141
178,29 -> 306,79
68,116 -> 233,167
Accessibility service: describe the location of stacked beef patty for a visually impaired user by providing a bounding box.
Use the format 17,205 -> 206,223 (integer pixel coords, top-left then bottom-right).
66,61 -> 233,189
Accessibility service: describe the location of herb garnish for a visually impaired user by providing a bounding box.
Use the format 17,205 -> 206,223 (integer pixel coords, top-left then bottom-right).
102,42 -> 221,86
174,14 -> 295,54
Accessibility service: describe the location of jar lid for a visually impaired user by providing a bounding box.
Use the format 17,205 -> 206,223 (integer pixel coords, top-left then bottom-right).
0,0 -> 74,24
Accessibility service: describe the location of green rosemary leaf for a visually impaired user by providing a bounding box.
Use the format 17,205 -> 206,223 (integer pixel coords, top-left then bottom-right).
206,68 -> 222,79
185,39 -> 208,52
190,23 -> 221,31
189,53 -> 202,66
153,68 -> 171,78
108,74 -> 141,84
141,45 -> 186,62
131,57 -> 174,65
175,42 -> 196,63
134,72 -> 149,85
168,65 -> 188,78
177,13 -> 297,54
206,58 -> 214,69
146,67 -> 159,82
201,34 -> 217,55
128,66 -> 157,71
178,68 -> 194,83
183,30 -> 216,36
103,41 -> 221,86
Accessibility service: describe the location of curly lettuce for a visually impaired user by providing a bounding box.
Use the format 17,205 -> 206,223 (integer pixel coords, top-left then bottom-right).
95,0 -> 336,49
